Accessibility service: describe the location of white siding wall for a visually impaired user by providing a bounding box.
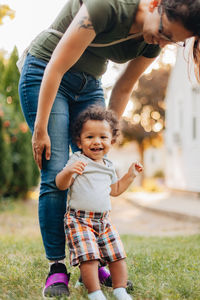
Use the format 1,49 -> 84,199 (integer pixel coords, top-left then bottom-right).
144,147 -> 165,177
107,142 -> 142,186
165,47 -> 200,192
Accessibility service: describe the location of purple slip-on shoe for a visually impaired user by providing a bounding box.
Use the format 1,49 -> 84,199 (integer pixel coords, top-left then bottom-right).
43,263 -> 70,298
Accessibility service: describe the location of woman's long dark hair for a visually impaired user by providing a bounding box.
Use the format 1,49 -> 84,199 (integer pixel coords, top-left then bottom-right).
161,0 -> 200,82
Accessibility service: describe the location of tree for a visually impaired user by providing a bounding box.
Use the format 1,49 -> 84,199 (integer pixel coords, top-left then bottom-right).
0,56 -> 5,81
0,52 -> 6,94
0,4 -> 15,25
0,48 -> 39,198
121,64 -> 171,165
130,64 -> 170,133
1,46 -> 20,113
0,106 -> 13,196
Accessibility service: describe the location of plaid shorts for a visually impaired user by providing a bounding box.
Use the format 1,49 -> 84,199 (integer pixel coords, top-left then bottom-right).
64,208 -> 126,266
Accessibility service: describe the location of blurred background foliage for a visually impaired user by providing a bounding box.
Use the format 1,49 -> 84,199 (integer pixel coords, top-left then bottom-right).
121,62 -> 171,161
0,4 -> 15,25
104,55 -> 171,164
0,47 -> 39,199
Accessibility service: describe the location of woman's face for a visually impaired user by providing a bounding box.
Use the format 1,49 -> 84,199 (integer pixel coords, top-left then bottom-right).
143,7 -> 193,48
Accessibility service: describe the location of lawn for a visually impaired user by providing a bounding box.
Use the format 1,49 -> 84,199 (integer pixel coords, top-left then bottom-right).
0,198 -> 200,300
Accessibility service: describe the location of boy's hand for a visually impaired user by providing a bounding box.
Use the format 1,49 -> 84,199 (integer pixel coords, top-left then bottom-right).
128,162 -> 143,178
67,161 -> 87,175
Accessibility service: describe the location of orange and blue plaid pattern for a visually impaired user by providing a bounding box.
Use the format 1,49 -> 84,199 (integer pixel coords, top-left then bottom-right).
64,208 -> 126,266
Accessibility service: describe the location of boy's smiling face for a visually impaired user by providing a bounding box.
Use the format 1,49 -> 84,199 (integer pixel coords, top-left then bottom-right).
77,120 -> 113,162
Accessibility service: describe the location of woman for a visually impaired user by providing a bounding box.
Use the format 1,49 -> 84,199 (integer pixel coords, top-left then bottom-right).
18,0 -> 200,298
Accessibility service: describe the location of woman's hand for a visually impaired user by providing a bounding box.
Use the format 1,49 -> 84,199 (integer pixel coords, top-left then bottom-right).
32,128 -> 51,170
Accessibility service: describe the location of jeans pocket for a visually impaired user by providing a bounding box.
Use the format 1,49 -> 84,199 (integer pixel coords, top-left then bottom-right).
27,58 -> 46,73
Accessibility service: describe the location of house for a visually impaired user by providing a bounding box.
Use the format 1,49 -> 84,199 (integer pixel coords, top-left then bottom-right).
143,146 -> 165,178
165,46 -> 200,192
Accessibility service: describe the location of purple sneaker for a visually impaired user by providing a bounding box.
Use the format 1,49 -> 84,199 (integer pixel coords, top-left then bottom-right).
99,267 -> 133,292
98,266 -> 112,286
43,263 -> 70,298
98,266 -> 134,291
76,266 -> 133,291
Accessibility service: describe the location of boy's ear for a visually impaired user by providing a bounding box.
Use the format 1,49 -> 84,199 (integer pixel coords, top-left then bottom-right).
111,138 -> 116,145
76,138 -> 82,149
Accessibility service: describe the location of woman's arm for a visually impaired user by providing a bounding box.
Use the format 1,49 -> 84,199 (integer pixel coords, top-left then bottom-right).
108,56 -> 157,119
32,4 -> 96,169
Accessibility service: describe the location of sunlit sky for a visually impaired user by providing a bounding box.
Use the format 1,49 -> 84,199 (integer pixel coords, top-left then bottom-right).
0,0 -> 176,114
0,0 -> 67,56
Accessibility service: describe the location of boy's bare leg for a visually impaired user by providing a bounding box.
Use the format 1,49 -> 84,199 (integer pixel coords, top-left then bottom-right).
80,260 -> 100,293
109,259 -> 132,300
108,258 -> 127,288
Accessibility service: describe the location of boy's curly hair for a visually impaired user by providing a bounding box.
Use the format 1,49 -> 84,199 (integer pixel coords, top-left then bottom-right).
72,105 -> 119,144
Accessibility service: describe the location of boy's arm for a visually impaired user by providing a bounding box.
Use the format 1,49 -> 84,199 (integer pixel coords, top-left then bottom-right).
55,161 -> 87,190
110,162 -> 143,197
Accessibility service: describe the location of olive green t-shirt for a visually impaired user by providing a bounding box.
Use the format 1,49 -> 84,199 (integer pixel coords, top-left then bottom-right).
29,0 -> 161,78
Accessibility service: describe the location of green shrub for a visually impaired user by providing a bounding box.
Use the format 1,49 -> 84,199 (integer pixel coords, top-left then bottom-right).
0,47 -> 40,199
0,115 -> 13,196
9,124 -> 39,197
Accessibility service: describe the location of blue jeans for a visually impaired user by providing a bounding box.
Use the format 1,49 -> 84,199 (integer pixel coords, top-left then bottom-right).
18,54 -> 105,260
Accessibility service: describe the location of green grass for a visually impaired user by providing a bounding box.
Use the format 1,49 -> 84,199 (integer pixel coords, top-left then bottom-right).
0,199 -> 200,300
